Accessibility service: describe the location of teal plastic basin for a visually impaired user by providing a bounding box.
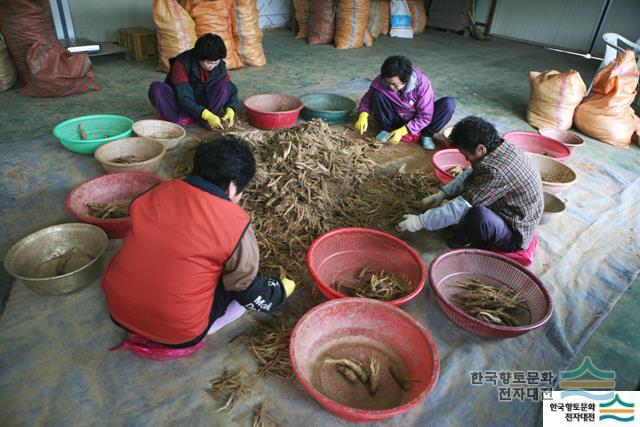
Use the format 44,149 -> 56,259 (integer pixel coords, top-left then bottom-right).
300,93 -> 356,124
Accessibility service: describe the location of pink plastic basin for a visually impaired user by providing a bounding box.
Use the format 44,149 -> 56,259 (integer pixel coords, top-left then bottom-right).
306,227 -> 426,307
503,131 -> 571,161
538,128 -> 585,152
243,93 -> 303,130
290,298 -> 440,423
431,148 -> 471,184
66,172 -> 162,238
429,249 -> 553,338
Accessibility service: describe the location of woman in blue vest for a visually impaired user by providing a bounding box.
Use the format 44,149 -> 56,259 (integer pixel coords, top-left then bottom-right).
148,33 -> 237,130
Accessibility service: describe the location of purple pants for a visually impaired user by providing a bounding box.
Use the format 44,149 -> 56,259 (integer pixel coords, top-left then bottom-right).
148,80 -> 233,124
455,206 -> 520,252
371,89 -> 456,136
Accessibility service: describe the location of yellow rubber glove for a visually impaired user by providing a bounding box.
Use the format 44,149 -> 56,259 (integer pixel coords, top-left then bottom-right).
280,276 -> 296,298
389,125 -> 408,144
222,107 -> 235,127
201,109 -> 223,130
355,112 -> 369,134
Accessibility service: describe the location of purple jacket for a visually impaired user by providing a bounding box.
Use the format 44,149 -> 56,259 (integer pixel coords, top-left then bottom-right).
357,67 -> 435,134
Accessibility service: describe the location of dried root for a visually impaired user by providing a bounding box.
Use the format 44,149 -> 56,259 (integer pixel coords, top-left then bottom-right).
253,403 -> 279,427
85,202 -> 129,219
248,320 -> 293,378
110,154 -> 147,164
452,279 -> 530,326
334,269 -> 414,301
205,369 -> 249,412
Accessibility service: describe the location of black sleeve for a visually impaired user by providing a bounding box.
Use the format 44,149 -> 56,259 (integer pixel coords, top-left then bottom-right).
228,274 -> 286,313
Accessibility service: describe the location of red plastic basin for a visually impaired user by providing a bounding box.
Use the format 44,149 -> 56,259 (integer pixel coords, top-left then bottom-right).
429,249 -> 553,339
431,148 -> 471,184
66,172 -> 162,238
503,131 -> 571,161
243,93 -> 304,130
290,298 -> 440,423
306,227 -> 426,307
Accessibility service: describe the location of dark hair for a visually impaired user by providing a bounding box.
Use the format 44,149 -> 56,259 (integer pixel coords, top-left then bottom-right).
381,55 -> 413,83
192,135 -> 256,192
193,33 -> 227,61
449,116 -> 503,154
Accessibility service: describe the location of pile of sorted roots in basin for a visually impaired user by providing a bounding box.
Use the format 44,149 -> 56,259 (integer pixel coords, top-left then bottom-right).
452,279 -> 530,326
85,202 -> 129,219
333,268 -> 414,301
237,119 -> 440,279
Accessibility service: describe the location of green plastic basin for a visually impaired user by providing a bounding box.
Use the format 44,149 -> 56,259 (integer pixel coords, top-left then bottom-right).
300,93 -> 356,124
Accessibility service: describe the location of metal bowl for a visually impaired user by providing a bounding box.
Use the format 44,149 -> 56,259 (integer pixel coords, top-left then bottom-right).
4,223 -> 109,296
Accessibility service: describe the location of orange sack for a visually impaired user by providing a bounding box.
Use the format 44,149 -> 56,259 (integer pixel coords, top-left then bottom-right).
231,0 -> 266,67
182,0 -> 243,70
407,0 -> 426,35
153,0 -> 197,73
368,0 -> 390,38
335,0 -> 371,49
574,50 -> 640,148
293,0 -> 310,39
526,70 -> 586,130
308,0 -> 336,45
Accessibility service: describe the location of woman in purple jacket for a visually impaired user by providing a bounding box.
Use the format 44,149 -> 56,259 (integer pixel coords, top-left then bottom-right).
355,55 -> 455,149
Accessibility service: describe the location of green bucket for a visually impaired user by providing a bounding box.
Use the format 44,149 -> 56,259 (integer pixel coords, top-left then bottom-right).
300,93 -> 357,125
53,114 -> 134,154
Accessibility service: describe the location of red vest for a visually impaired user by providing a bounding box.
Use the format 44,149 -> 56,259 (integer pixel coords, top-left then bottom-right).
101,179 -> 249,344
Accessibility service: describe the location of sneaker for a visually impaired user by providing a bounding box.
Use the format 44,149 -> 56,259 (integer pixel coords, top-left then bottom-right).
421,136 -> 436,150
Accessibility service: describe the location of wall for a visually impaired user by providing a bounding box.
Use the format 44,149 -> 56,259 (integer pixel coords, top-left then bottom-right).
67,0 -> 154,43
257,0 -> 291,29
490,0 -> 603,52
66,0 -> 291,43
487,0 -> 640,56
593,0 -> 640,55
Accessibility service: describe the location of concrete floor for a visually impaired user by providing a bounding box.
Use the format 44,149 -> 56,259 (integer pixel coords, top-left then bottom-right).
0,28 -> 638,392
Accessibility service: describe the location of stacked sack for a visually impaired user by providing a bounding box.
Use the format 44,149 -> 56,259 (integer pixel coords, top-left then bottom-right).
308,0 -> 336,45
407,0 -> 426,35
154,0 -> 266,72
526,70 -> 586,130
574,50 -> 640,148
153,0 -> 197,72
293,0 -> 310,39
0,0 -> 99,97
368,0 -> 390,38
0,35 -> 17,92
335,0 -> 372,49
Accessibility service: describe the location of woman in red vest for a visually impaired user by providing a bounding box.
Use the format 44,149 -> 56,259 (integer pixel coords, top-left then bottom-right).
101,135 -> 295,349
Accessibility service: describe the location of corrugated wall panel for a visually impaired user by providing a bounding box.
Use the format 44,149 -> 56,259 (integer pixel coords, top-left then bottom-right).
490,0 -> 603,52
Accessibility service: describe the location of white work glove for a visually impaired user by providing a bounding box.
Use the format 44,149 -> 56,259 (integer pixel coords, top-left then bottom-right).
398,214 -> 424,232
421,191 -> 447,209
